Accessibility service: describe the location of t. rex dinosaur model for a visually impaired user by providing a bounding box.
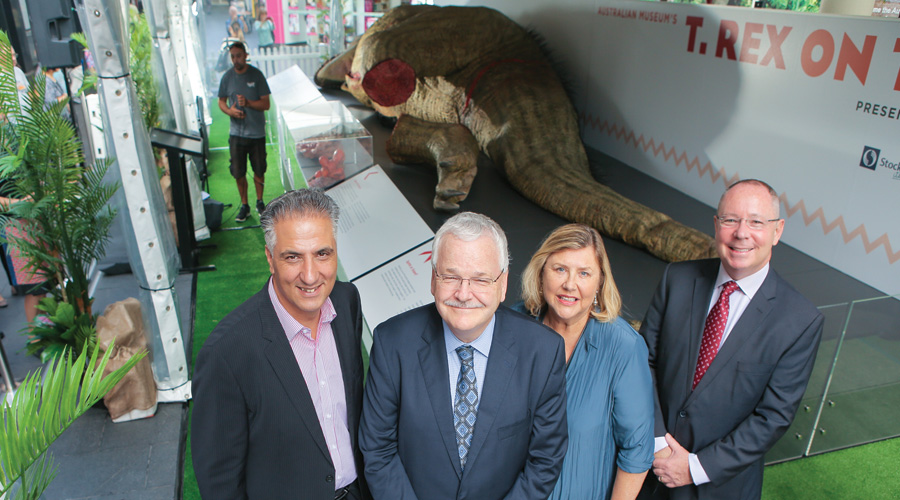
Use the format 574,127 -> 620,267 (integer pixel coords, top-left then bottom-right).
316,5 -> 716,262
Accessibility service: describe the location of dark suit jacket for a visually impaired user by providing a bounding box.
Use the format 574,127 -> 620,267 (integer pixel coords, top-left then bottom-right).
639,259 -> 824,500
360,304 -> 568,500
191,280 -> 369,500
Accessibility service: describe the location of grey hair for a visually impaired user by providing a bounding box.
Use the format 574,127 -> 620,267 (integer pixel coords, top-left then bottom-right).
261,189 -> 340,252
719,179 -> 780,218
432,212 -> 509,272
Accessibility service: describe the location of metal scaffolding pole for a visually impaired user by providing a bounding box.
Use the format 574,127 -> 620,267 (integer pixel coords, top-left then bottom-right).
75,0 -> 190,399
143,0 -> 210,240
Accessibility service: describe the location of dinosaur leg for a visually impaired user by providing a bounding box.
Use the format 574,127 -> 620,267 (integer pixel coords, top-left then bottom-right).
387,115 -> 479,212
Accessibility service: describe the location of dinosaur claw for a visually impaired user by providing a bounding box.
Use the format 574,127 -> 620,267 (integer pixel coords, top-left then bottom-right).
433,197 -> 460,212
436,189 -> 466,198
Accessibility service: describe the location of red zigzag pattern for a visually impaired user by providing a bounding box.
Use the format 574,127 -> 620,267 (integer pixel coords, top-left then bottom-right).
580,112 -> 900,265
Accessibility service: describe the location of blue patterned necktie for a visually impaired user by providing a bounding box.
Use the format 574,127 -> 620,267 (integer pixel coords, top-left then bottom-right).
453,345 -> 479,470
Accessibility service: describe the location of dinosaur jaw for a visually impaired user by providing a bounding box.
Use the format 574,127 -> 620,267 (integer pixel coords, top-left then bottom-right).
314,38 -> 359,89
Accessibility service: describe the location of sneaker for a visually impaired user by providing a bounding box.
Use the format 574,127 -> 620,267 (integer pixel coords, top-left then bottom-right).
256,199 -> 266,214
235,204 -> 251,222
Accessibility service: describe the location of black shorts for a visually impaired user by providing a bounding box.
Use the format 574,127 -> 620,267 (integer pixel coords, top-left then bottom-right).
229,136 -> 267,179
13,281 -> 51,296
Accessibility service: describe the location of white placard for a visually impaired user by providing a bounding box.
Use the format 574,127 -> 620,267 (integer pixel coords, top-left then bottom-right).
353,242 -> 436,332
328,165 -> 435,280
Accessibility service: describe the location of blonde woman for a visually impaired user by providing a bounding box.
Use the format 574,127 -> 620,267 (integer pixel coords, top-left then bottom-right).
514,224 -> 653,500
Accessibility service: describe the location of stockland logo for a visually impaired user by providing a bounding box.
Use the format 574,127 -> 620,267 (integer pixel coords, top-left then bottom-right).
859,146 -> 880,170
860,146 -> 900,180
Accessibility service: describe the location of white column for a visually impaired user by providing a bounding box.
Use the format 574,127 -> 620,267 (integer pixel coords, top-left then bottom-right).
75,0 -> 189,395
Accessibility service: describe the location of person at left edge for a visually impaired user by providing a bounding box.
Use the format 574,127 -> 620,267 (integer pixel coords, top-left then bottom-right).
360,212 -> 568,500
218,41 -> 270,223
191,189 -> 369,500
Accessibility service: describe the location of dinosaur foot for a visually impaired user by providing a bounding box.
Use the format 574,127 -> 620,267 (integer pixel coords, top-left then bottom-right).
387,115 -> 480,212
433,188 -> 467,212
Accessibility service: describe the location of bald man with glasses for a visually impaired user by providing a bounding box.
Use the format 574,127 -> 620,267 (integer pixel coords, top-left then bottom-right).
638,179 -> 824,500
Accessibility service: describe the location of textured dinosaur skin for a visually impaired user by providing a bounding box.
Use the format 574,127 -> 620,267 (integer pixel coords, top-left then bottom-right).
316,5 -> 716,262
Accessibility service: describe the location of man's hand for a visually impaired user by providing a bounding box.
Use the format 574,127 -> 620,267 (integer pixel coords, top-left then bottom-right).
654,446 -> 672,460
229,101 -> 245,119
652,433 -> 692,489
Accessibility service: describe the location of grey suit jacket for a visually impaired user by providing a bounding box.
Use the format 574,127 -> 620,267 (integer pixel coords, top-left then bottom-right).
360,304 -> 568,500
191,280 -> 368,500
639,259 -> 823,500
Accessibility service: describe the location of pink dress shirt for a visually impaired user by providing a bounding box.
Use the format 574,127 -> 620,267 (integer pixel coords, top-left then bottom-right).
268,281 -> 357,489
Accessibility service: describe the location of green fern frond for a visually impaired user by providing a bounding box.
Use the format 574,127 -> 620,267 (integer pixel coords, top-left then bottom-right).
0,342 -> 147,499
11,455 -> 56,500
0,32 -> 22,118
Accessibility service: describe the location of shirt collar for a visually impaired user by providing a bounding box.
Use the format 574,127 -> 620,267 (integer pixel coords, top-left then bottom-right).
716,263 -> 769,300
268,278 -> 336,341
443,314 -> 496,359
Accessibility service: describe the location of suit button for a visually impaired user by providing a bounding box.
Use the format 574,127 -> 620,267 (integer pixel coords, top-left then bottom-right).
326,475 -> 334,483
679,410 -> 687,418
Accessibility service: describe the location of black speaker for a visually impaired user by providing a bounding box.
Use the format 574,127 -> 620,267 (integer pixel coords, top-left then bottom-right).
28,0 -> 82,69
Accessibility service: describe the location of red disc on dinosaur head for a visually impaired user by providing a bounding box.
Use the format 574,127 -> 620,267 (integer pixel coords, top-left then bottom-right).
362,59 -> 416,107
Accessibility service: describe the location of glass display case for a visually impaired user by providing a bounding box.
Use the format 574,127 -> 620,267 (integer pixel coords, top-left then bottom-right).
268,65 -> 373,191
285,101 -> 373,190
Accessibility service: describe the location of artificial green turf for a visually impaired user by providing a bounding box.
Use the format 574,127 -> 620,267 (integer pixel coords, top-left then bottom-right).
183,103 -> 900,500
763,437 -> 900,499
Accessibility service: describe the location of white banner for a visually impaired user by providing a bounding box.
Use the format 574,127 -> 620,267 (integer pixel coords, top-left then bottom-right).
584,1 -> 900,296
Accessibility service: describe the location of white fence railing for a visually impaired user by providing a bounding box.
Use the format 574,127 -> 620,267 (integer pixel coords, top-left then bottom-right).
249,45 -> 327,79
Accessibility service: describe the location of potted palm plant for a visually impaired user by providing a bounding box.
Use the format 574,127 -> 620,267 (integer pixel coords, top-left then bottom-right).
0,31 -> 118,361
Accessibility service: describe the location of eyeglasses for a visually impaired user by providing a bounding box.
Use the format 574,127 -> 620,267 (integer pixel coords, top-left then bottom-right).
433,269 -> 505,290
715,216 -> 782,230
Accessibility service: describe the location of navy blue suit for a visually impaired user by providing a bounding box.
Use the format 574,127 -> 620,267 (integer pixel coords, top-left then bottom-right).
360,304 -> 568,500
640,260 -> 823,500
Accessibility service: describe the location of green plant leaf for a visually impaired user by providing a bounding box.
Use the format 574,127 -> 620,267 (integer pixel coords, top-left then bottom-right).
35,297 -> 59,317
0,342 -> 147,498
52,302 -> 75,328
39,344 -> 65,364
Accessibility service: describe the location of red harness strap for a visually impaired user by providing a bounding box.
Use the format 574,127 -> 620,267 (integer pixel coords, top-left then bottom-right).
462,58 -> 543,114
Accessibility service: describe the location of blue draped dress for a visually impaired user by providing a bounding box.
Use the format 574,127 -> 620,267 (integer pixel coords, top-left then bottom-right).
512,303 -> 654,500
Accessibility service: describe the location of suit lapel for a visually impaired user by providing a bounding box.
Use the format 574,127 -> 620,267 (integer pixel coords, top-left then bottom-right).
688,269 -> 777,399
418,308 -> 462,478
258,287 -> 332,462
464,311 -> 516,473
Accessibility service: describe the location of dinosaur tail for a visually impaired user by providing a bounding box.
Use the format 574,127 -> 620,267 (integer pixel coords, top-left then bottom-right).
490,138 -> 717,263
